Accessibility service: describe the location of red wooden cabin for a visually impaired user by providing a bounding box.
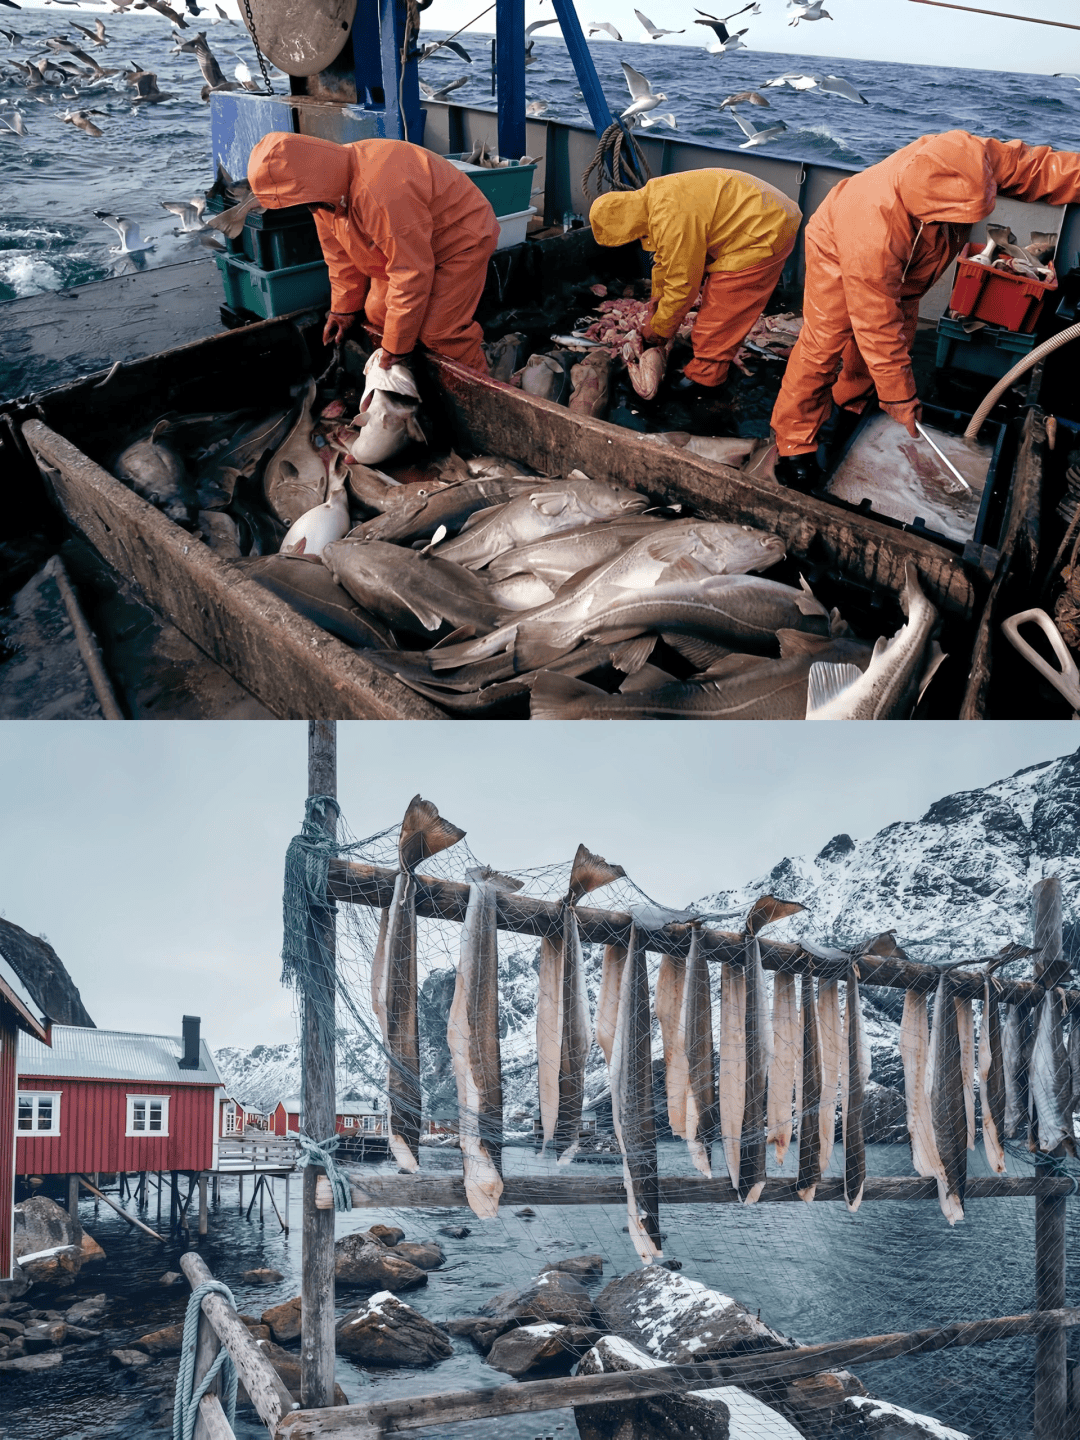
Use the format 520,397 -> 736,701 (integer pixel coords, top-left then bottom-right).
16,1016 -> 222,1179
218,1097 -> 267,1137
1,956 -> 51,1286
269,1095 -> 386,1138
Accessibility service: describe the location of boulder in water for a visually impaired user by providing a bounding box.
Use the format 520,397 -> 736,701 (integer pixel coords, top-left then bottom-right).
541,1255 -> 604,1277
487,1322 -> 602,1378
246,1338 -> 349,1406
335,1291 -> 453,1367
12,1198 -> 83,1287
65,1295 -> 107,1325
132,1323 -> 184,1355
242,1268 -> 284,1285
261,1296 -> 302,1343
367,1225 -> 405,1247
575,1334 -> 731,1440
334,1236 -> 428,1292
595,1268 -> 789,1365
843,1396 -> 970,1439
389,1241 -> 444,1271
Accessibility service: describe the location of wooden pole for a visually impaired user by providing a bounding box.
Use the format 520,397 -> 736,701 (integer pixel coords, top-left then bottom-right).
198,1174 -> 208,1237
301,720 -> 338,1411
170,1171 -> 179,1231
78,1176 -> 166,1242
238,1174 -> 244,1210
908,0 -> 1080,30
1034,1146 -> 1069,1437
191,1249 -> 224,1440
67,1174 -> 81,1239
284,1172 -> 290,1231
276,1308 -> 1080,1438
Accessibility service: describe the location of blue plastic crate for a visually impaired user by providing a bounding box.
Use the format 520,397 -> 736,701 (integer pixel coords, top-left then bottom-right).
935,315 -> 1040,381
215,252 -> 330,320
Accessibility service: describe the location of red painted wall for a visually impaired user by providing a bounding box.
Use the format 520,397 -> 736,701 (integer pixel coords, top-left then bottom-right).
270,1104 -> 300,1137
0,1010 -> 16,1281
15,1077 -> 216,1175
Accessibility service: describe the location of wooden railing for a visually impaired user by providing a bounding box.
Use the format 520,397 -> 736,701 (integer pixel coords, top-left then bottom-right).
217,1139 -> 298,1172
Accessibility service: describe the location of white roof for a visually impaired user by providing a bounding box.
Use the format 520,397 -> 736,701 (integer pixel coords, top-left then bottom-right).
18,1024 -> 221,1085
277,1096 -> 385,1116
0,955 -> 47,1030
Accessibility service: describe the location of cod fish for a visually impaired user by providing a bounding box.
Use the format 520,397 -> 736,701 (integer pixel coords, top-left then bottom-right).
520,351 -> 575,404
361,348 -> 420,401
280,456 -> 350,558
841,971 -> 871,1212
679,925 -> 719,1177
767,970 -> 799,1165
346,387 -> 428,466
264,379 -> 326,526
488,573 -> 558,610
925,964 -> 968,1224
624,336 -> 668,401
655,952 -> 688,1140
609,922 -> 663,1262
979,970 -> 1007,1174
374,796 -> 465,1171
1002,1002 -> 1032,1142
244,553 -> 395,650
194,408 -> 291,510
353,477 -> 541,546
489,518 -> 784,590
114,420 -> 192,523
538,844 -> 624,1159
449,867 -> 522,1218
594,943 -> 628,1066
900,988 -> 941,1181
796,971 -> 823,1201
806,561 -> 944,719
817,978 -> 843,1177
719,958 -> 747,1192
1030,986 -> 1077,1155
323,539 -> 505,637
432,472 -> 648,570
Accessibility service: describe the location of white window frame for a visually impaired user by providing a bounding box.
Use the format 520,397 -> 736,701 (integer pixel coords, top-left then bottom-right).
341,1115 -> 355,1128
126,1093 -> 170,1138
16,1091 -> 61,1136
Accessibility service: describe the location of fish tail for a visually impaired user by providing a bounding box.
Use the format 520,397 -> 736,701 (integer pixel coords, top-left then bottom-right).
568,842 -> 625,901
398,793 -> 466,871
745,894 -> 805,936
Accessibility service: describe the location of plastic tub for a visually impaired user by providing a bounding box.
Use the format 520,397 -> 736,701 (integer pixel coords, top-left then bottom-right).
496,207 -> 536,251
214,252 -> 330,320
446,154 -> 537,215
935,315 -> 1040,380
948,243 -> 1057,333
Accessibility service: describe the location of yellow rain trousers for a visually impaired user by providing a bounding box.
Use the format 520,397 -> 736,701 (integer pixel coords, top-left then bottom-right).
590,169 -> 801,386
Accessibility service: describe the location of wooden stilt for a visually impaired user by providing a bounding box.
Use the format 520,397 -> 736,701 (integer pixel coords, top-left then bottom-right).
238,1174 -> 244,1210
212,1173 -> 219,1204
157,1171 -> 163,1222
1034,1145 -> 1069,1438
301,721 -> 338,1411
284,1172 -> 290,1232
67,1174 -> 81,1239
170,1171 -> 180,1232
259,1174 -> 265,1222
78,1176 -> 166,1242
246,1175 -> 263,1221
198,1174 -> 208,1237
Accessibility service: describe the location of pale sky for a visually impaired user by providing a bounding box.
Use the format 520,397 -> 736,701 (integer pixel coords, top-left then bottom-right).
1,722 -> 1076,1051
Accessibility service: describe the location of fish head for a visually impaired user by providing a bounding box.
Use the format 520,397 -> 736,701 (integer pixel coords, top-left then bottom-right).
567,474 -> 649,520
690,522 -> 787,575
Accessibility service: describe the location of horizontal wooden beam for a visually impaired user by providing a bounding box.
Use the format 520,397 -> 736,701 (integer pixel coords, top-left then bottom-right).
317,1169 -> 1076,1211
328,859 -> 1073,1006
277,1307 -> 1080,1437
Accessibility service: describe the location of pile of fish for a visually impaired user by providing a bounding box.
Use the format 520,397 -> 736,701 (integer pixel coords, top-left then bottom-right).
106,362 -> 944,719
733,311 -> 803,375
959,223 -> 1056,284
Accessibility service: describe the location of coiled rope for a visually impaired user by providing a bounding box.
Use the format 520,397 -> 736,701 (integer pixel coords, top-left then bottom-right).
582,122 -> 652,202
298,1133 -> 353,1212
173,1281 -> 239,1440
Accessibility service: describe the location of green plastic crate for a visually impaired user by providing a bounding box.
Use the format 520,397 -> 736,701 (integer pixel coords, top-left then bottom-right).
215,251 -> 330,319
445,154 -> 537,216
205,192 -> 323,270
935,315 -> 1040,380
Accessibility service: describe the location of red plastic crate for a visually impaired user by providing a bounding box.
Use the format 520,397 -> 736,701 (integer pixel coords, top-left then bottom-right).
948,243 -> 1057,333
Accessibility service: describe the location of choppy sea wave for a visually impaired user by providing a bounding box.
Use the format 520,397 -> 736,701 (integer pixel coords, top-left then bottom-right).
1,9 -> 1079,301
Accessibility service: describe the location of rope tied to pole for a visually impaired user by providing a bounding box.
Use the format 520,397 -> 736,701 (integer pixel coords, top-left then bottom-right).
582,121 -> 652,203
281,793 -> 342,992
297,1133 -> 353,1212
172,1281 -> 239,1440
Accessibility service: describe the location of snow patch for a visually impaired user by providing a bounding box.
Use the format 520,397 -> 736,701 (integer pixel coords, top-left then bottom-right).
516,1322 -> 564,1338
693,1385 -> 804,1438
848,1395 -> 970,1439
589,1334 -> 665,1369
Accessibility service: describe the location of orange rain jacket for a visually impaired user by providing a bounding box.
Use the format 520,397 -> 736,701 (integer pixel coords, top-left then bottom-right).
247,133 -> 500,357
590,170 -> 801,339
794,130 -> 1080,406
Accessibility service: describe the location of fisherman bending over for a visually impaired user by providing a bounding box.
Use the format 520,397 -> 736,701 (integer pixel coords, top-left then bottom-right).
247,133 -> 499,373
589,169 -> 802,393
770,129 -> 1080,490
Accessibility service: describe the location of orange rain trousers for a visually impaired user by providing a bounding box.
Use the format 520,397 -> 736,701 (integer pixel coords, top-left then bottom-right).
683,237 -> 795,387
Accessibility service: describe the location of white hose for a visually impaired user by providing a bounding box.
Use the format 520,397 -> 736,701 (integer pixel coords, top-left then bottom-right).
964,320 -> 1080,440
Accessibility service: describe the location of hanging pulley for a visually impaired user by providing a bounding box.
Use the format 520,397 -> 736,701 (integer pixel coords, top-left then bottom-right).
239,0 -> 358,77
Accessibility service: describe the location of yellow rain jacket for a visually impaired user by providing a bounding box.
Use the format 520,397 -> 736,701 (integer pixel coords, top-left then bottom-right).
590,170 -> 801,339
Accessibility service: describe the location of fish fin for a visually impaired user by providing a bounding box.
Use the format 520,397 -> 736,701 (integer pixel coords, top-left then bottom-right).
398,794 -> 466,871
514,625 -> 577,673
657,555 -> 712,585
457,501 -> 507,534
805,660 -> 862,716
287,536 -> 307,555
746,894 -> 805,936
618,662 -> 674,694
550,559 -> 611,598
610,634 -> 657,674
917,640 -> 947,706
568,842 -> 625,901
701,653 -> 772,679
530,670 -> 608,718
530,490 -> 571,517
151,418 -> 172,442
777,627 -> 835,658
829,608 -> 851,637
430,625 -> 479,647
405,412 -> 428,445
660,632 -> 733,671
465,864 -> 524,893
794,574 -> 829,617
901,560 -> 924,618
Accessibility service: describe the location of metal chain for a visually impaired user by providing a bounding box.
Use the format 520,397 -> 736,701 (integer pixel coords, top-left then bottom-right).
241,0 -> 276,95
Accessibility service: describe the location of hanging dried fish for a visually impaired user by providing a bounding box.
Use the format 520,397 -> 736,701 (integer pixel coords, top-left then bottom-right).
1002,1002 -> 1032,1142
656,952 -> 688,1140
796,969 -> 822,1201
767,969 -> 800,1166
1030,985 -> 1078,1156
957,992 -> 976,1152
900,988 -> 940,1180
841,968 -> 872,1213
537,844 -> 624,1160
817,977 -> 843,1176
979,968 -> 1007,1174
595,943 -> 627,1066
610,922 -> 662,1263
379,796 -> 465,1172
449,867 -> 522,1219
926,963 -> 968,1225
719,954 -> 747,1192
679,925 -> 719,1177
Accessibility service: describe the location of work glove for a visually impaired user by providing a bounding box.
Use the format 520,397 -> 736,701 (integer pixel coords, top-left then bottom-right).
379,349 -> 413,369
881,398 -> 922,437
322,311 -> 357,347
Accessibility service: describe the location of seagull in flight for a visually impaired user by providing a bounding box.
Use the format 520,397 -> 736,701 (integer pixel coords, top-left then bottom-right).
0,109 -> 27,133
70,17 -> 108,44
61,107 -> 106,135
730,111 -> 787,147
764,71 -> 867,102
587,20 -> 622,40
161,196 -> 206,230
788,0 -> 832,24
719,89 -> 769,109
95,211 -> 155,252
634,9 -> 683,40
620,59 -> 666,120
1053,73 -> 1080,90
638,111 -> 677,129
419,74 -> 469,100
694,11 -> 748,54
412,37 -> 472,62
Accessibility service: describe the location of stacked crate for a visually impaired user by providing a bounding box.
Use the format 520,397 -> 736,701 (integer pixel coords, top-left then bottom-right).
208,196 -> 331,321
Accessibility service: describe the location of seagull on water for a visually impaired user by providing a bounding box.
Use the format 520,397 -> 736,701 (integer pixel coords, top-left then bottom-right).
161,196 -> 206,231
764,71 -> 866,102
61,107 -> 105,134
730,111 -> 787,147
619,59 -> 666,120
788,0 -> 832,24
526,98 -> 548,115
720,89 -> 769,109
95,211 -> 155,252
587,21 -> 622,40
0,109 -> 27,133
634,9 -> 683,40
694,11 -> 748,54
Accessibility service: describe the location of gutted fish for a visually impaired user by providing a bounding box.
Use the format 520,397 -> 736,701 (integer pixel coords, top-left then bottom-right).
323,539 -> 505,637
346,388 -> 428,466
623,336 -> 668,400
656,952 -> 688,1140
841,972 -> 871,1212
569,350 -> 612,418
900,988 -> 940,1180
449,867 -> 521,1218
1002,1002 -> 1031,1142
362,348 -> 421,401
609,922 -> 662,1262
718,958 -> 747,1192
680,925 -> 719,1178
1030,987 -> 1077,1156
926,965 -> 968,1224
767,970 -> 799,1166
280,456 -> 350,558
245,553 -> 395,651
378,796 -> 465,1171
979,972 -> 1007,1174
114,419 -> 192,523
817,978 -> 843,1176
353,477 -> 540,546
264,379 -> 326,526
796,971 -> 822,1201
957,992 -> 976,1151
595,943 -> 627,1066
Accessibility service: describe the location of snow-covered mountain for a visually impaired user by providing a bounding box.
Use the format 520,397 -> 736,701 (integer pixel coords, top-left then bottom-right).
214,746 -> 1080,1121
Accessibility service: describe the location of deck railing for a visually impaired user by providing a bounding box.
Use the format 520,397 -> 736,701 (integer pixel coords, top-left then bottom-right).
217,1138 -> 297,1172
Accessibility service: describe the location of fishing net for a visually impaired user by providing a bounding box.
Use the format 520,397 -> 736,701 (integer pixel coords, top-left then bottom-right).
276,793 -> 1080,1440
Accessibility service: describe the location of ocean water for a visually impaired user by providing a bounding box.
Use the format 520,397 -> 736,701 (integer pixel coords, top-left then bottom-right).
1,1141 -> 1077,1440
2,12 -> 1080,302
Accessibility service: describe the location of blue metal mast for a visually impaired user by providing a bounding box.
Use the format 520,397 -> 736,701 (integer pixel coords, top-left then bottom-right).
495,0 -> 526,158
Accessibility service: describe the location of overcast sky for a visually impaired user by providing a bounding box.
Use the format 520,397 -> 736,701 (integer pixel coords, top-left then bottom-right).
1,722 -> 1076,1052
